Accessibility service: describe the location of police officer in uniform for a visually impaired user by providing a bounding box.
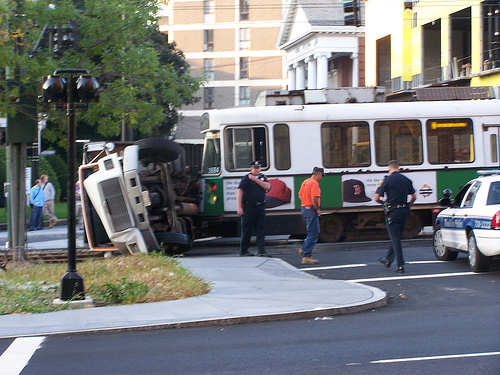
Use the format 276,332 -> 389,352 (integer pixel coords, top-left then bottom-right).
374,160 -> 417,273
237,161 -> 272,257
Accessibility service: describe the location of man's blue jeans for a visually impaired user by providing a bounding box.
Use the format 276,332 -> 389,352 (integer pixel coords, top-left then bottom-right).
29,205 -> 43,231
301,207 -> 320,256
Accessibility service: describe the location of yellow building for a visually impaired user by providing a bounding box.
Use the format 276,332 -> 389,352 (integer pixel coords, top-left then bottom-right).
365,0 -> 500,93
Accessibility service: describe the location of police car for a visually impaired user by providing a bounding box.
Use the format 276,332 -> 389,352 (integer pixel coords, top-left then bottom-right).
433,171 -> 500,272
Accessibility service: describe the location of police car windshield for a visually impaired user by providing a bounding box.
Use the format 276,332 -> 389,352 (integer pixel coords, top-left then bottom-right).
487,181 -> 500,205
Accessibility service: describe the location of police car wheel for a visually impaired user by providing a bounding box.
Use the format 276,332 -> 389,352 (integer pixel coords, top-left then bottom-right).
467,232 -> 490,272
432,227 -> 458,261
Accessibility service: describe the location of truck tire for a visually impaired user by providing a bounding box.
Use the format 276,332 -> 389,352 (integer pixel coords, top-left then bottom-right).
155,231 -> 192,255
136,138 -> 182,163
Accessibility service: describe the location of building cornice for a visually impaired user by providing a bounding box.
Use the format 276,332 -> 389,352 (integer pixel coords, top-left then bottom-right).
279,26 -> 365,51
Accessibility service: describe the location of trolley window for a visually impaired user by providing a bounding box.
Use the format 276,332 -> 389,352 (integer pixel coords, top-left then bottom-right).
374,120 -> 422,165
201,133 -> 221,175
426,118 -> 474,164
321,121 -> 370,168
224,126 -> 268,171
491,134 -> 498,163
273,124 -> 291,170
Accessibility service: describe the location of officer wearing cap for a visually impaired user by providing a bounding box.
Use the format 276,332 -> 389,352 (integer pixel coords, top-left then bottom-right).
374,160 -> 416,273
237,161 -> 272,257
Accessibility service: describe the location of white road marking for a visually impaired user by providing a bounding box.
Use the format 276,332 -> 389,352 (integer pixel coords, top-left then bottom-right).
300,264 -> 367,271
407,260 -> 446,264
301,260 -> 446,272
370,351 -> 500,364
0,337 -> 45,375
348,272 -> 476,283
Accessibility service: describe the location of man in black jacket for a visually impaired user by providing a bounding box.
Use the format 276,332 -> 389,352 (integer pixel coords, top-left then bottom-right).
237,161 -> 271,257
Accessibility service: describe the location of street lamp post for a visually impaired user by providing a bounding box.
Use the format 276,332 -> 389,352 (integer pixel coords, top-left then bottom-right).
42,69 -> 99,301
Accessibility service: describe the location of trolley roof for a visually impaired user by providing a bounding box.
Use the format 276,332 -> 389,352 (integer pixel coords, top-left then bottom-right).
203,99 -> 500,131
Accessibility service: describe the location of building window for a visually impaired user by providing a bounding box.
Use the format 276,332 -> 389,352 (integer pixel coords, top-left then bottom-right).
204,59 -> 215,80
240,0 -> 249,20
224,126 -> 268,171
203,0 -> 215,23
204,87 -> 214,109
203,0 -> 215,14
321,122 -> 370,168
426,118 -> 474,164
239,28 -> 250,50
375,120 -> 422,166
274,124 -> 290,170
239,86 -> 250,106
240,57 -> 248,79
482,1 -> 500,70
204,29 -> 214,51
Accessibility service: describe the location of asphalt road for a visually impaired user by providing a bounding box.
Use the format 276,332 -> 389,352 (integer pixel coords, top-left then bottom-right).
1,239 -> 499,375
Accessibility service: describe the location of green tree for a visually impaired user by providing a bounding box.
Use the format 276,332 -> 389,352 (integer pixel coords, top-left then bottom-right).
39,156 -> 60,201
0,0 -> 201,147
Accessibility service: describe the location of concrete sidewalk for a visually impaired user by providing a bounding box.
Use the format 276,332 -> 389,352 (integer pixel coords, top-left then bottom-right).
0,257 -> 386,339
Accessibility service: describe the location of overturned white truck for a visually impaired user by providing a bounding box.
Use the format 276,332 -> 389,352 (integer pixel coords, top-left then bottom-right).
79,138 -> 201,255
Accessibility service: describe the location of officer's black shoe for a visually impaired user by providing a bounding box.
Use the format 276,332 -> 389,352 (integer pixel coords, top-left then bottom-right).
396,266 -> 405,273
257,252 -> 272,257
240,252 -> 255,257
378,257 -> 391,268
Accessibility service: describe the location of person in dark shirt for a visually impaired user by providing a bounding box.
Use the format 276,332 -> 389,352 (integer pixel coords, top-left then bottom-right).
374,160 -> 417,273
237,161 -> 271,257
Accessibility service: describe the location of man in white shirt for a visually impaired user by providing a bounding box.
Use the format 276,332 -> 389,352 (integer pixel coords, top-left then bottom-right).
41,174 -> 58,228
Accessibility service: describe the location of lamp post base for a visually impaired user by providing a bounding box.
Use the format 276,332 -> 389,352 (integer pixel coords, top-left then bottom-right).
60,271 -> 85,301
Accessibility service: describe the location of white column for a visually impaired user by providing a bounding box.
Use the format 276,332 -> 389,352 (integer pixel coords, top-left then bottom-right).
315,53 -> 330,89
351,53 -> 359,87
287,66 -> 296,90
294,62 -> 306,90
305,56 -> 317,89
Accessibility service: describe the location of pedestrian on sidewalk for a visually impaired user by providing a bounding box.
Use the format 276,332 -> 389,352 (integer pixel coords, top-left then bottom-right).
41,174 -> 58,228
29,179 -> 45,231
298,167 -> 324,264
237,161 -> 272,257
374,160 -> 416,273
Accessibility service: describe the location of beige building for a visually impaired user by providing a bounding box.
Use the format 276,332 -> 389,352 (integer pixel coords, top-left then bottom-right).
159,0 -> 287,139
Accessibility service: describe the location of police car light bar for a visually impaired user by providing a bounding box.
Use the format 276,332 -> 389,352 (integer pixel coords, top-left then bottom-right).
477,170 -> 500,175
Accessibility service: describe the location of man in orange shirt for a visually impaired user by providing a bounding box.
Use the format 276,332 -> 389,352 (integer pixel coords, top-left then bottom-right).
298,167 -> 324,264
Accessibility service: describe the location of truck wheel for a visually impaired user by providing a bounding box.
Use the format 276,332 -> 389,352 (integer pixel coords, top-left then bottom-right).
319,215 -> 344,242
432,227 -> 458,261
155,231 -> 192,255
467,232 -> 490,272
136,138 -> 182,163
403,212 -> 422,239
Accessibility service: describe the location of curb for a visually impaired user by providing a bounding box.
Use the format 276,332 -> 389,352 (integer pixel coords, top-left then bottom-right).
0,295 -> 387,339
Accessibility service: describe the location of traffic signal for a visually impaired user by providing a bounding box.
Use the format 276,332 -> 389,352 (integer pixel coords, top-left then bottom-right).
41,74 -> 99,104
51,23 -> 77,57
344,0 -> 361,26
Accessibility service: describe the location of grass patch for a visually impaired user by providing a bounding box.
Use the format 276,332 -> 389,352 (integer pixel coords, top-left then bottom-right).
0,253 -> 211,314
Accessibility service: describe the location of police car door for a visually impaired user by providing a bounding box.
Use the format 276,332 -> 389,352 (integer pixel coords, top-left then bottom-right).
453,181 -> 482,251
441,182 -> 473,249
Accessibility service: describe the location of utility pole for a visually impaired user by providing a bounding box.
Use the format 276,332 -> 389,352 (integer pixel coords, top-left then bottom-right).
6,0 -> 37,262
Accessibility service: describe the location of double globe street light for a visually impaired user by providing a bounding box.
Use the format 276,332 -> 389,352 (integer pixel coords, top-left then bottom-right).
42,69 -> 99,301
